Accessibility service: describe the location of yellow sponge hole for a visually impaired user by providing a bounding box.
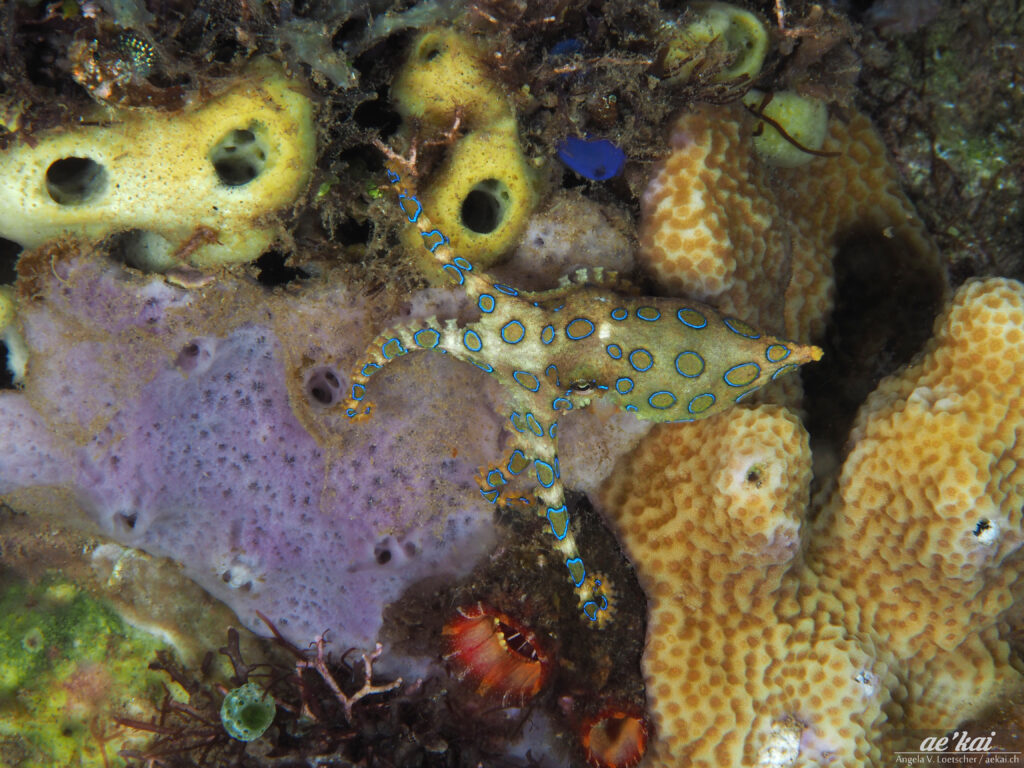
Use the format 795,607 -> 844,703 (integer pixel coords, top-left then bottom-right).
0,60 -> 315,269
391,28 -> 510,130
407,120 -> 538,273
661,1 -> 768,85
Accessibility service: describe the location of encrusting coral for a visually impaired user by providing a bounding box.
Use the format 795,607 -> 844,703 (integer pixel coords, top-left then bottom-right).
598,277 -> 1024,766
638,101 -> 943,341
0,574 -> 168,766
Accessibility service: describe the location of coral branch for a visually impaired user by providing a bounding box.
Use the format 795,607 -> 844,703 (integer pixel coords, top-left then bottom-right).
295,635 -> 403,723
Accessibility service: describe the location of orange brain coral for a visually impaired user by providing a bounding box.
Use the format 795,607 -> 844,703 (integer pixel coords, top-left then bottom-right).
638,103 -> 942,341
599,279 -> 1024,766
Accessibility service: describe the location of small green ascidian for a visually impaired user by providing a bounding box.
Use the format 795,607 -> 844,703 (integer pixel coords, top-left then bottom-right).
220,681 -> 277,741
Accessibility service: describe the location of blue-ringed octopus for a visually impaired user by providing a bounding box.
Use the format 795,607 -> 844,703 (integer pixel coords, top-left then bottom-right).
342,168 -> 821,624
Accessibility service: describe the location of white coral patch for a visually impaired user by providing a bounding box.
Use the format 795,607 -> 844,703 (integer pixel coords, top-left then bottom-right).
757,720 -> 802,767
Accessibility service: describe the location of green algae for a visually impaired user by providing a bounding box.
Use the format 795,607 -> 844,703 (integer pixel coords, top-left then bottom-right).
0,573 -> 169,768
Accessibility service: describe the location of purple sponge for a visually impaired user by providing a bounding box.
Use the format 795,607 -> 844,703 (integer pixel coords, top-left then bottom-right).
1,248 -> 506,653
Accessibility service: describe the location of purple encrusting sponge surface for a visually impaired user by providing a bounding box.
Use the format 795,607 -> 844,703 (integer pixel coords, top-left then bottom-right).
0,245 -> 505,653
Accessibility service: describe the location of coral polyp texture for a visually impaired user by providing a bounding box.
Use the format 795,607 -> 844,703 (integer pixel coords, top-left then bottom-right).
637,102 -> 943,340
599,278 -> 1024,766
0,61 -> 315,270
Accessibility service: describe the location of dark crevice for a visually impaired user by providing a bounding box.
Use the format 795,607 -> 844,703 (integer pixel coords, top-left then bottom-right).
0,343 -> 12,390
255,250 -> 309,287
333,217 -> 372,246
352,98 -> 401,133
803,230 -> 947,471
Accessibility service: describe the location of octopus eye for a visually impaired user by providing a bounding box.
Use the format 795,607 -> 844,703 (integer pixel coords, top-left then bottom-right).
569,380 -> 595,393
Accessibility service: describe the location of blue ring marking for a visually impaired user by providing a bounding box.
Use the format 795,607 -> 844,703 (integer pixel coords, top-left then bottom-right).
486,468 -> 505,488
453,256 -> 472,271
547,505 -> 569,540
507,449 -> 527,475
668,417 -> 696,424
566,317 -> 595,340
525,412 -> 544,437
510,412 -> 527,433
422,229 -> 447,252
724,317 -> 761,339
549,422 -> 558,440
772,364 -> 799,381
648,390 -> 677,410
552,396 -> 573,411
766,344 -> 791,363
636,306 -> 661,322
494,283 -> 519,296
584,598 -> 608,621
675,351 -> 705,378
345,407 -> 357,418
628,348 -> 654,372
413,328 -> 440,348
500,320 -> 526,344
351,383 -> 365,400
566,557 -> 586,588
386,169 -> 400,184
513,370 -> 541,392
625,404 -> 639,412
381,338 -> 406,359
553,456 -> 560,478
610,307 -> 628,321
535,459 -> 556,488
724,362 -> 761,387
688,393 -> 716,414
470,359 -> 494,373
606,343 -> 623,360
360,362 -> 381,377
545,363 -> 561,386
597,384 -> 609,391
478,293 -> 496,313
735,386 -> 762,403
615,377 -> 634,395
398,193 -> 422,222
463,329 -> 483,352
552,304 -> 565,312
541,325 -> 556,345
677,308 -> 708,329
442,264 -> 464,285
480,488 -> 500,504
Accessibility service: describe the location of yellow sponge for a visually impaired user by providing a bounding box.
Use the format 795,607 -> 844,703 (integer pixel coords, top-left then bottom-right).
391,29 -> 510,130
743,90 -> 829,168
0,61 -> 315,269
661,2 -> 768,85
406,119 -> 538,272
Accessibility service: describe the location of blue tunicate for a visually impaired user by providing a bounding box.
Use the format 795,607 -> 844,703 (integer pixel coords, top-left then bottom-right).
550,38 -> 585,56
555,137 -> 626,181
